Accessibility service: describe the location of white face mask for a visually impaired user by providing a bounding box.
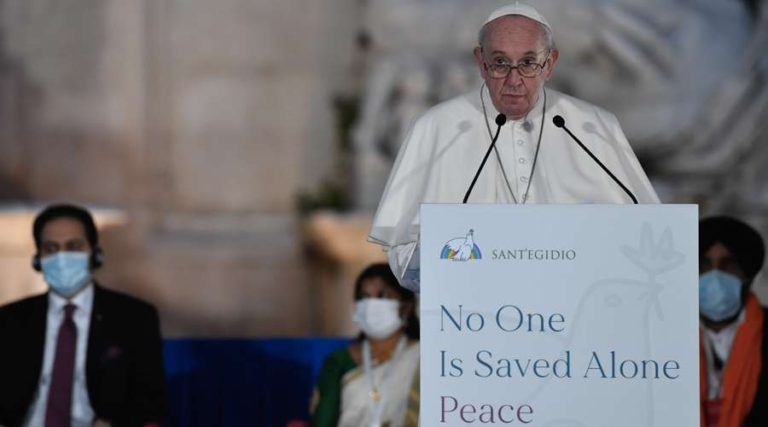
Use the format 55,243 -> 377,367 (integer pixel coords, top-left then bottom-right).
353,298 -> 403,339
41,252 -> 92,298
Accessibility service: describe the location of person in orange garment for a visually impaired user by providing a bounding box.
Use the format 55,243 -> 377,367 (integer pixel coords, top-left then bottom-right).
699,216 -> 768,427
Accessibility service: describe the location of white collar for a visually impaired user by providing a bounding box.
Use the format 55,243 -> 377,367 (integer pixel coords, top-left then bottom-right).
48,282 -> 95,315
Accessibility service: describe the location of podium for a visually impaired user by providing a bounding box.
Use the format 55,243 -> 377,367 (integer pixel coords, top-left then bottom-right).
419,204 -> 699,426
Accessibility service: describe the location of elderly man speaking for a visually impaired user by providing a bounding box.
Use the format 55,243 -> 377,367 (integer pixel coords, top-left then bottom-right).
369,2 -> 659,291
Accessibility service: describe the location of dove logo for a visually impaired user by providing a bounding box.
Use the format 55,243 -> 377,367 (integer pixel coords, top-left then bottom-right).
440,229 -> 482,261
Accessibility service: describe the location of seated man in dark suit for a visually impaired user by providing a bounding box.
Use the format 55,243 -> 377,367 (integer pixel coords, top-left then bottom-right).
0,204 -> 166,427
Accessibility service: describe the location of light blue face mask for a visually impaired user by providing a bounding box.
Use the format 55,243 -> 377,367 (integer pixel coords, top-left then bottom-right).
699,270 -> 743,322
41,252 -> 92,298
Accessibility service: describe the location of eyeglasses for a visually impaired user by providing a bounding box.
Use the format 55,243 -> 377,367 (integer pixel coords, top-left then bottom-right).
483,53 -> 549,79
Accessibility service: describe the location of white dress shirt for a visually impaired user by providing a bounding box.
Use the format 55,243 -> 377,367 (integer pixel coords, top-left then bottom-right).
24,284 -> 96,427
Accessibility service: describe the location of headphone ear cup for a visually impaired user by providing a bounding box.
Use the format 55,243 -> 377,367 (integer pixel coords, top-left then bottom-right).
32,255 -> 42,272
91,247 -> 104,269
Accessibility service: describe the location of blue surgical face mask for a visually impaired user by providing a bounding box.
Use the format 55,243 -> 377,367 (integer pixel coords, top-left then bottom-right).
41,252 -> 92,298
699,270 -> 743,322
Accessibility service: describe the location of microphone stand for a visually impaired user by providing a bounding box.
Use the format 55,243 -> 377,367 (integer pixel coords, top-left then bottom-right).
463,114 -> 507,204
552,115 -> 638,204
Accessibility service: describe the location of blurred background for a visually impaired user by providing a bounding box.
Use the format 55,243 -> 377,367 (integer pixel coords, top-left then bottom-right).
0,0 -> 766,422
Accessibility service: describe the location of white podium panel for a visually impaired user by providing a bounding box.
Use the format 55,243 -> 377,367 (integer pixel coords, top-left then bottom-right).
420,204 -> 698,427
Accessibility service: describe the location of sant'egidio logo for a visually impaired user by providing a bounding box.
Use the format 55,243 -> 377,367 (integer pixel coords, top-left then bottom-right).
440,229 -> 482,261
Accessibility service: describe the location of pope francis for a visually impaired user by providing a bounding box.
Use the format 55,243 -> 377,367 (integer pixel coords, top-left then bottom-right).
369,2 -> 660,291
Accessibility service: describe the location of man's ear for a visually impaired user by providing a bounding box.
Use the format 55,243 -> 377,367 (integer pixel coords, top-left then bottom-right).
473,46 -> 488,80
544,48 -> 559,80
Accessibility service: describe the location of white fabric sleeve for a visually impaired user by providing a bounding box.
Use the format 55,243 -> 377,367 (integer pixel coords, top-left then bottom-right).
386,241 -> 420,293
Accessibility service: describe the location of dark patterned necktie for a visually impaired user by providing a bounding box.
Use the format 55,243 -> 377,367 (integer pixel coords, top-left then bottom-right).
45,303 -> 77,427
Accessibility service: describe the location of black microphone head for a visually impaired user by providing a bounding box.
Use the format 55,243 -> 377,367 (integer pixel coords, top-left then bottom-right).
552,115 -> 565,128
495,113 -> 507,127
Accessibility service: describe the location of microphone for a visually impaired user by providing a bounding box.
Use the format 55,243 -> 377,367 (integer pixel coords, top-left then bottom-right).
463,113 -> 507,203
552,115 -> 638,204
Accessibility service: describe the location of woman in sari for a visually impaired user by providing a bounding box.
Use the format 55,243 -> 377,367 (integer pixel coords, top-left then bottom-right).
311,263 -> 420,427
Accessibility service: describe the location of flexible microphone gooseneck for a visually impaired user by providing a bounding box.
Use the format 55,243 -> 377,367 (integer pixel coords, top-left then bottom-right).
463,113 -> 507,203
552,115 -> 638,204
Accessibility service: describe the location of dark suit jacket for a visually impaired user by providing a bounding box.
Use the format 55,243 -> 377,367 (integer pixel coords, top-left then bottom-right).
0,284 -> 166,427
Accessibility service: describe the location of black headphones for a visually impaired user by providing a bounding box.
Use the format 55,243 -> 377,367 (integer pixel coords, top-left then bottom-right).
32,247 -> 104,272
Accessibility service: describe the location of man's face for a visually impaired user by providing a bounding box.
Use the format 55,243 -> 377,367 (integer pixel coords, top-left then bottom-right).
700,242 -> 747,284
473,16 -> 558,120
39,217 -> 92,260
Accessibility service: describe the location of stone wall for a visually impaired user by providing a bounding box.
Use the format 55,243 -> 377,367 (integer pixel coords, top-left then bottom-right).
0,0 -> 373,337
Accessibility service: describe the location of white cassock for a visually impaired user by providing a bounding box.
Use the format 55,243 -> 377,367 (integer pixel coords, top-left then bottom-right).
368,85 -> 660,291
